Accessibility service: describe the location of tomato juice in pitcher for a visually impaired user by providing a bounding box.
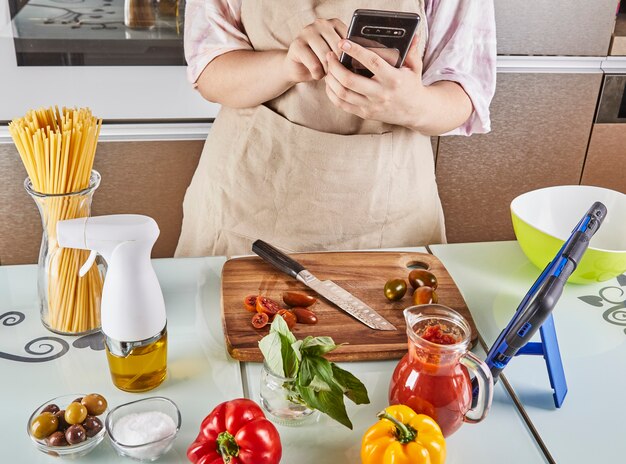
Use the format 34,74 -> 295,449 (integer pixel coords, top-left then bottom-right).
389,305 -> 493,437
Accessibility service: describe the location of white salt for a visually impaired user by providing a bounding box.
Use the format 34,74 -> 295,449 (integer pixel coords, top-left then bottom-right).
112,411 -> 177,459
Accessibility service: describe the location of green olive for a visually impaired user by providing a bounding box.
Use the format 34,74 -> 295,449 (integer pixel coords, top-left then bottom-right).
384,278 -> 408,301
65,402 -> 88,425
408,269 -> 438,290
81,394 -> 107,416
31,412 -> 59,439
412,286 -> 438,305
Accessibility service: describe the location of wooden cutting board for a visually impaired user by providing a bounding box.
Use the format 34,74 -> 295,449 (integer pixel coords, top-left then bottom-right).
221,252 -> 477,362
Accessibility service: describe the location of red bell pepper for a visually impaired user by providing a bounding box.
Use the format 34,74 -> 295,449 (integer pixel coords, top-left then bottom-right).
187,399 -> 282,464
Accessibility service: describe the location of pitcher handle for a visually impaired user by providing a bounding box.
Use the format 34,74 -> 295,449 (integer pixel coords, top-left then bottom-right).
460,351 -> 494,423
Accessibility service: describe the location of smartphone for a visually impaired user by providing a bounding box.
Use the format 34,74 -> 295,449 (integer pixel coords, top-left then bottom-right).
339,9 -> 420,78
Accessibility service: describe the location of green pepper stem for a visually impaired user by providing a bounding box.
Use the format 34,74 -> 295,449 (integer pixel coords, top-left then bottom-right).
377,410 -> 417,444
216,431 -> 239,464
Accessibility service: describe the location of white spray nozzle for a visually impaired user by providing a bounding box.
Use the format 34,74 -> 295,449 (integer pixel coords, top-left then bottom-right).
56,214 -> 166,343
57,217 -> 89,250
79,250 -> 98,277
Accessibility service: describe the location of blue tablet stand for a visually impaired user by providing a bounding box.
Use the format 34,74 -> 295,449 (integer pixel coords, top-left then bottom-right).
515,313 -> 567,408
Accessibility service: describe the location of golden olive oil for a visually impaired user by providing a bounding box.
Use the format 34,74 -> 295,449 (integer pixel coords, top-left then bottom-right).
106,331 -> 167,392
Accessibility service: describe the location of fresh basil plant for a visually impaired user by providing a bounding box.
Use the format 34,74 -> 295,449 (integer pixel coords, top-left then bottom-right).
259,315 -> 370,429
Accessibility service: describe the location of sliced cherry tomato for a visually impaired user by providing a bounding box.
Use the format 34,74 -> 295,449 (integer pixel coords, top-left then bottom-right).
282,292 -> 317,308
251,312 -> 269,329
243,295 -> 258,312
256,296 -> 281,316
276,309 -> 297,330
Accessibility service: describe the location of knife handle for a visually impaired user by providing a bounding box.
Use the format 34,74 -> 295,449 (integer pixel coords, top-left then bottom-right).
252,240 -> 305,279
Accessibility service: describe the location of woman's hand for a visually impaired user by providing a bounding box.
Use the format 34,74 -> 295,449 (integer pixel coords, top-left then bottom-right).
325,38 -> 425,127
325,39 -> 472,135
284,19 -> 347,84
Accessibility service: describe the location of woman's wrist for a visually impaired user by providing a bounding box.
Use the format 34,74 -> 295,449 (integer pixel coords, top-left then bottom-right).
405,81 -> 472,135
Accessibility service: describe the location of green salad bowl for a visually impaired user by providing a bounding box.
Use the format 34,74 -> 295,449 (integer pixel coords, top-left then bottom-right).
511,185 -> 626,284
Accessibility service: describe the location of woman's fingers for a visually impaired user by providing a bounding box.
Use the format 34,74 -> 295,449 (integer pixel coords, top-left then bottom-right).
305,32 -> 334,72
330,18 -> 348,38
292,37 -> 325,79
325,79 -> 366,118
325,72 -> 369,107
326,52 -> 382,96
338,39 -> 396,82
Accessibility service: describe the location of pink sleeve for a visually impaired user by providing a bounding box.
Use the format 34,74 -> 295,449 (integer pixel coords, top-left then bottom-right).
184,0 -> 252,84
422,0 -> 497,136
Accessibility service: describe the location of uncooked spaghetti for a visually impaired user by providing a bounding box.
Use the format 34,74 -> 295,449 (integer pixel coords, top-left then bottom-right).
9,107 -> 104,334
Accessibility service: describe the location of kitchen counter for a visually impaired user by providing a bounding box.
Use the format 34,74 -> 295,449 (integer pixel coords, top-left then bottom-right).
3,242 -> 619,462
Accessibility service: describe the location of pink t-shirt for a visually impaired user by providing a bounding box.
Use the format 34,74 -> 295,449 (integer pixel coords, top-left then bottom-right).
184,0 -> 497,135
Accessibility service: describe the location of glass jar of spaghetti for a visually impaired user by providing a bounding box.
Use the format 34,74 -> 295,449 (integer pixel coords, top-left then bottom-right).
26,170 -> 106,335
10,107 -> 104,335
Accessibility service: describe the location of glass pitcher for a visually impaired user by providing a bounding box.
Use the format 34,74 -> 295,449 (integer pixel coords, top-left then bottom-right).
389,305 -> 493,437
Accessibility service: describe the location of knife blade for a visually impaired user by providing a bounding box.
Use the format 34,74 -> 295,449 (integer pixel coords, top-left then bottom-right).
252,240 -> 396,331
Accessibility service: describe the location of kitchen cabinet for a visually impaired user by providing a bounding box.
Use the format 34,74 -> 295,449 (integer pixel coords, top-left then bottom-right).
581,72 -> 626,193
582,124 -> 626,193
0,140 -> 203,265
495,0 -> 617,56
435,72 -> 602,244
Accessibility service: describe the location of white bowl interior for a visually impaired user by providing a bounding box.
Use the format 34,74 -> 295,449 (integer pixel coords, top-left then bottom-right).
511,185 -> 626,252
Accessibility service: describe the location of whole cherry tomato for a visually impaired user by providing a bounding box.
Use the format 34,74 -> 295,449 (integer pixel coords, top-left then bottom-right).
384,279 -> 407,302
412,286 -> 438,305
282,292 -> 317,308
408,270 -> 438,290
256,297 -> 281,316
251,312 -> 269,329
276,309 -> 297,330
292,307 -> 318,325
243,295 -> 258,312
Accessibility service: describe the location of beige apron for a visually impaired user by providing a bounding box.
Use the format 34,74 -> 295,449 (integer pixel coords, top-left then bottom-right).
176,0 -> 446,257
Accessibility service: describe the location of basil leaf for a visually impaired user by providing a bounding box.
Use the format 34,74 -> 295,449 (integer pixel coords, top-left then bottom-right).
308,374 -> 332,392
291,340 -> 303,362
297,383 -> 353,429
301,336 -> 338,357
298,355 -> 334,388
331,364 -> 370,405
259,331 -> 284,378
271,315 -> 297,344
281,333 -> 299,379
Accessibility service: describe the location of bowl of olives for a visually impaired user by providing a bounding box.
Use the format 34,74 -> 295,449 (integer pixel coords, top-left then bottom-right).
27,393 -> 108,458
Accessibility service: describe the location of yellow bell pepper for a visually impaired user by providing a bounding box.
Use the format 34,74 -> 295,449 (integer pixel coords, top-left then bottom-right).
361,405 -> 446,464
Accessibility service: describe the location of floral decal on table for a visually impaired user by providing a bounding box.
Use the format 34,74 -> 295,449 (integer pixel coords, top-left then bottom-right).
0,311 -> 69,362
0,311 -> 104,363
578,274 -> 626,334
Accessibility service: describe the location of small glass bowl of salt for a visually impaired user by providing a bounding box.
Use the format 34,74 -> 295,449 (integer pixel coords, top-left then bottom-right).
105,397 -> 181,461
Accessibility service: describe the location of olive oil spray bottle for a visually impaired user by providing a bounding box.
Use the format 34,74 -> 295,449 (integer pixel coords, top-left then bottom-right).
57,215 -> 167,392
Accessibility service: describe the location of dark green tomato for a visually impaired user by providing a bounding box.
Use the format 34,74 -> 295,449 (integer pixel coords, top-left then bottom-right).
408,269 -> 438,290
384,279 -> 408,301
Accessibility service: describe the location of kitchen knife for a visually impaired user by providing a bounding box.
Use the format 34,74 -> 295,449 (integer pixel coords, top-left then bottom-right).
252,240 -> 396,331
